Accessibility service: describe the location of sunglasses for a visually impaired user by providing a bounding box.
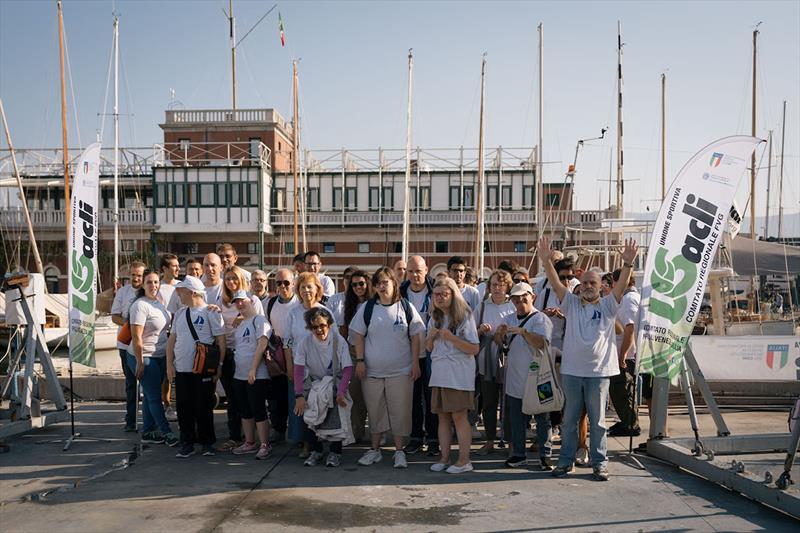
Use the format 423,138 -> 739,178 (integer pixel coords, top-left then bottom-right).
275,280 -> 291,287
559,274 -> 575,281
512,278 -> 527,283
351,281 -> 366,288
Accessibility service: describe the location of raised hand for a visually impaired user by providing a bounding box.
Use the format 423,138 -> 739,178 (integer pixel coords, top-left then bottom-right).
537,236 -> 553,263
620,238 -> 639,265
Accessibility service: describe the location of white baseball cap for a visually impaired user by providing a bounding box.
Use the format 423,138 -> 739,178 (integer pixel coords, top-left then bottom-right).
509,282 -> 534,297
175,275 -> 206,295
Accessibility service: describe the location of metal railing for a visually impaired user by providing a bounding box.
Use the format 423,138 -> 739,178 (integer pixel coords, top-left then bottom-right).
0,207 -> 151,228
153,141 -> 271,170
164,108 -> 291,133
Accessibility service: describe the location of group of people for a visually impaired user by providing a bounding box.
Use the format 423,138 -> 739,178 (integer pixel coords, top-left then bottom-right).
111,236 -> 641,481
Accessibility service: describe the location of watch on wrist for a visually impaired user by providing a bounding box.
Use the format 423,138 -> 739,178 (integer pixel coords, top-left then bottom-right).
623,262 -> 633,268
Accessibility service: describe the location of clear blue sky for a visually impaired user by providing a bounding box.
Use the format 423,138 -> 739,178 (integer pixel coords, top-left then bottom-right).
1,0 -> 798,229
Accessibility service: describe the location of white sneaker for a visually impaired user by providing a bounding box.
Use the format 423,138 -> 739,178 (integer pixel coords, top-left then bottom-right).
357,448 -> 382,466
393,450 -> 408,469
304,451 -> 324,466
430,462 -> 449,472
576,447 -> 589,467
446,463 -> 474,474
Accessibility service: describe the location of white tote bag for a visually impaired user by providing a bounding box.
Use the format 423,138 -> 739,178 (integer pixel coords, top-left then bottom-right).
522,342 -> 565,415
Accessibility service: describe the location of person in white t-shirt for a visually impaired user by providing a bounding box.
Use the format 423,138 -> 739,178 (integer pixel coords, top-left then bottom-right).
350,267 -> 424,469
303,251 -> 335,297
538,236 -> 638,481
608,268 -> 641,437
127,270 -> 176,446
474,270 -> 515,456
158,253 -> 180,422
249,269 -> 270,305
447,256 -> 481,311
536,258 -> 579,352
495,282 -> 554,470
341,269 -> 372,442
230,290 -> 273,460
166,276 -> 225,458
201,253 -> 224,307
217,243 -> 251,283
426,277 -> 480,474
111,261 -> 145,432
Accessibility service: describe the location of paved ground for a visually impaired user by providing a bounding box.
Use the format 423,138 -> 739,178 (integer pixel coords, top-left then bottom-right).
1,402 -> 798,532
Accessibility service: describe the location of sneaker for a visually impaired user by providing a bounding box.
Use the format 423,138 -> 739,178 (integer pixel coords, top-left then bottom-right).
430,462 -> 449,472
326,452 -> 342,468
504,456 -> 528,468
403,440 -> 423,454
165,407 -> 178,422
232,441 -> 259,455
255,443 -> 272,460
164,432 -> 180,447
475,443 -> 494,456
426,443 -> 440,457
141,431 -> 165,444
124,425 -> 137,433
393,450 -> 408,469
201,445 -> 216,456
592,465 -> 610,481
540,457 -> 554,471
575,447 -> 590,467
608,426 -> 641,437
446,463 -> 474,474
551,465 -> 574,478
218,439 -> 240,452
304,451 -> 324,466
357,448 -> 383,466
175,443 -> 195,458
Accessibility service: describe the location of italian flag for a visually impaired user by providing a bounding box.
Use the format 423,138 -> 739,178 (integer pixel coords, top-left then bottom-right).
279,12 -> 285,47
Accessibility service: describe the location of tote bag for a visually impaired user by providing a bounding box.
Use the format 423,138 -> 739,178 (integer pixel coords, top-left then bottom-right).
522,342 -> 565,415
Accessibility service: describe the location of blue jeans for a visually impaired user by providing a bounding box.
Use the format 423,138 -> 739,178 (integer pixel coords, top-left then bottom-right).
119,349 -> 137,428
559,374 -> 610,468
505,395 -> 552,459
127,354 -> 171,435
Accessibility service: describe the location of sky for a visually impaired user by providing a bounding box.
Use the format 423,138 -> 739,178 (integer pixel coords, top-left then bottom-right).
1,0 -> 799,234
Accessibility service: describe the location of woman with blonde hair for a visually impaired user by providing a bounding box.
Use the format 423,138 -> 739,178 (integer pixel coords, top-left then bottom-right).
426,277 -> 480,474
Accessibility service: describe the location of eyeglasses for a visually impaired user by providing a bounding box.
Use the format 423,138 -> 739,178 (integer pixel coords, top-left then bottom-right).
311,323 -> 330,331
375,279 -> 391,286
559,274 -> 575,281
351,281 -> 366,288
275,280 -> 291,287
433,291 -> 451,298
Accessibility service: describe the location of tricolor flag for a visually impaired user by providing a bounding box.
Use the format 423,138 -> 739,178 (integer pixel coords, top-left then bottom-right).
279,12 -> 285,47
709,152 -> 723,167
766,344 -> 789,370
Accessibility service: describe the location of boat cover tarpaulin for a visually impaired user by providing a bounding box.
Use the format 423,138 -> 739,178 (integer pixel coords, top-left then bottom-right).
728,237 -> 800,276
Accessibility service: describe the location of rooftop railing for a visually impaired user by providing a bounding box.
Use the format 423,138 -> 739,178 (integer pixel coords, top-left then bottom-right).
163,108 -> 290,133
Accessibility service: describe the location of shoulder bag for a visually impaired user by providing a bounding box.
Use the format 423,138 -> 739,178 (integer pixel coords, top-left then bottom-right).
188,308 -> 221,377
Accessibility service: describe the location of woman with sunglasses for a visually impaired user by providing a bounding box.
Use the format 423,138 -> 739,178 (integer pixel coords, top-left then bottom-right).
293,307 -> 353,467
426,277 -> 480,474
342,270 -> 373,442
511,269 -> 530,285
285,271 -> 331,457
127,270 -> 178,446
350,267 -> 424,469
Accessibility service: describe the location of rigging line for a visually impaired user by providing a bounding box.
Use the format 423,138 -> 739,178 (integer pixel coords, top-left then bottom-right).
461,68 -> 482,148
119,51 -> 137,146
62,22 -> 82,148
239,46 -> 268,107
98,23 -> 115,142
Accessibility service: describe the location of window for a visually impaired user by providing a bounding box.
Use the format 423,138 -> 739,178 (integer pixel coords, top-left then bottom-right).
249,138 -> 261,161
487,185 -> 499,210
382,187 -> 394,210
463,186 -> 474,209
248,182 -> 258,207
216,183 -> 227,206
271,188 -> 285,211
345,187 -> 357,211
546,193 -> 561,207
284,242 -> 294,255
247,242 -> 258,254
323,242 -> 336,253
483,242 -> 491,253
185,243 -> 198,254
502,185 -> 512,209
368,187 -> 393,211
522,185 -> 534,208
122,239 -> 136,252
449,186 -> 461,210
413,186 -> 430,210
358,242 -> 370,254
514,241 -> 526,253
200,183 -> 215,207
155,183 -> 168,207
435,241 -> 449,254
187,183 -> 199,207
333,188 -> 342,210
44,267 -> 60,294
393,242 -> 403,253
230,182 -> 242,206
307,187 -> 320,211
173,183 -> 185,207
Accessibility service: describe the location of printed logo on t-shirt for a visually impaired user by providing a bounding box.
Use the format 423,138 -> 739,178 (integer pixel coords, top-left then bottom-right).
193,315 -> 205,325
591,310 -> 602,320
242,327 -> 251,338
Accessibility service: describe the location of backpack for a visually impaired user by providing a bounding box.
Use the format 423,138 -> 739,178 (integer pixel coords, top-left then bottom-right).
363,297 -> 415,339
265,296 -> 287,374
400,277 -> 433,314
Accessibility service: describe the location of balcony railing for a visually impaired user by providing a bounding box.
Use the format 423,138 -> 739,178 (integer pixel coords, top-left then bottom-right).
164,108 -> 290,132
270,209 -> 612,227
153,141 -> 271,170
0,208 -> 152,229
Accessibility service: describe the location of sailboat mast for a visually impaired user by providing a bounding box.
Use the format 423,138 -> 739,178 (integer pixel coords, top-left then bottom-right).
616,20 -> 624,216
401,49 -> 413,263
777,100 -> 787,239
58,0 -> 70,223
292,60 -> 299,255
535,23 -> 544,262
0,97 -> 44,275
474,54 -> 486,275
661,72 -> 666,200
113,15 -> 120,285
764,130 -> 772,237
750,27 -> 758,240
229,0 -> 237,111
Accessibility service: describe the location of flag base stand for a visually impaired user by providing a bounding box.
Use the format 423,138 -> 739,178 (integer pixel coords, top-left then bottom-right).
60,360 -> 113,451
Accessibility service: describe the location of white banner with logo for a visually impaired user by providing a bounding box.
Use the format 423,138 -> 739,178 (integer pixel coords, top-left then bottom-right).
691,336 -> 799,381
637,136 -> 762,381
68,142 -> 102,367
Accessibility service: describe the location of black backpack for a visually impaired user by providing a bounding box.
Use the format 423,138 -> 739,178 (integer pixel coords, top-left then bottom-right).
363,297 -> 414,339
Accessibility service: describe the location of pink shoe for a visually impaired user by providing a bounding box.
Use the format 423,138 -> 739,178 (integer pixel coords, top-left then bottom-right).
232,441 -> 258,455
255,443 -> 272,460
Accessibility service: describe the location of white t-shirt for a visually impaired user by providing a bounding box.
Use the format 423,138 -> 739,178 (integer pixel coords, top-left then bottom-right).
476,281 -> 487,300
460,285 -> 481,312
266,295 -> 299,340
327,292 -> 346,325
284,303 -> 335,352
428,314 -> 480,391
504,311 -> 554,399
158,280 -> 177,308
233,314 -> 271,381
294,332 -> 352,382
472,299 -> 515,372
616,290 -> 640,361
111,284 -> 138,350
349,300 -> 425,378
319,274 -> 335,297
533,284 -> 567,350
166,290 -> 182,314
127,298 -> 171,358
220,295 -> 264,349
204,282 -> 223,306
561,293 -> 620,378
172,305 -> 225,373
